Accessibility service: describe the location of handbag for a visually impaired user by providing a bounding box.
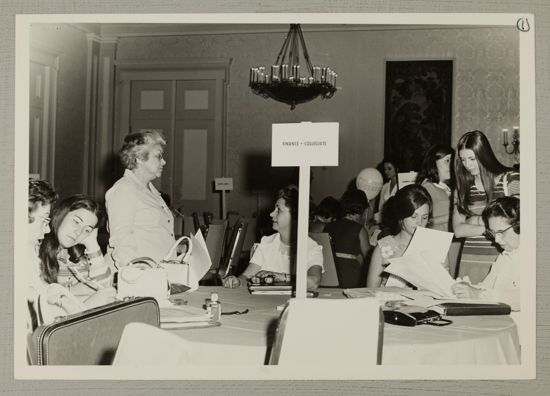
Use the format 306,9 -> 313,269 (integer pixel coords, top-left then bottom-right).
382,304 -> 452,327
160,236 -> 193,289
117,257 -> 170,302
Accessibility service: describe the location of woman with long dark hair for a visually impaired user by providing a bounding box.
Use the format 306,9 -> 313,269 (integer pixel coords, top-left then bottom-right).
39,195 -> 113,290
453,130 -> 519,282
416,144 -> 454,273
416,144 -> 454,231
367,184 -> 433,288
222,187 -> 323,290
35,195 -> 116,326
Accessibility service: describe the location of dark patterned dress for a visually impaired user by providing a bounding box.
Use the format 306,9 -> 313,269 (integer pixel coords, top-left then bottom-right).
324,218 -> 365,288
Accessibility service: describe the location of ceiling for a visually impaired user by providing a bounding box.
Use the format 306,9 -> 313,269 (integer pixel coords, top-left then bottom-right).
72,23 -> 497,38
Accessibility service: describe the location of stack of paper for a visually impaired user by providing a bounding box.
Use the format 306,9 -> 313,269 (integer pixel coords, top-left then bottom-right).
384,227 -> 456,298
159,304 -> 217,329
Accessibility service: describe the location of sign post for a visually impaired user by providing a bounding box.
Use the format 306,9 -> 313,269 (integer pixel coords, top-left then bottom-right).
272,122 -> 339,298
214,177 -> 233,220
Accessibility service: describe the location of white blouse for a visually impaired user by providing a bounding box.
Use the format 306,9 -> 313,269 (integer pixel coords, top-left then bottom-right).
250,233 -> 324,275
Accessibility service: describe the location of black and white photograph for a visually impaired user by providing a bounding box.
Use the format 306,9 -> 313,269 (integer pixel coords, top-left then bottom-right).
13,13 -> 536,381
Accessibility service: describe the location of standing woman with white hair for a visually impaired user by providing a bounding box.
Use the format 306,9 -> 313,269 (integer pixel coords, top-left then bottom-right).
106,131 -> 176,268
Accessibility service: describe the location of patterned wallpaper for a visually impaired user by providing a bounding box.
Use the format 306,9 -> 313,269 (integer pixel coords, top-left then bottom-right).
116,26 -> 520,217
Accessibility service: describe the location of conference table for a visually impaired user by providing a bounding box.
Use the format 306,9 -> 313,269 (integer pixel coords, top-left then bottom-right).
167,286 -> 521,365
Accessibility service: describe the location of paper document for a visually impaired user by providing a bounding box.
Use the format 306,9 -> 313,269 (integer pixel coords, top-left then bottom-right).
187,229 -> 213,291
383,227 -> 456,298
385,251 -> 456,298
404,226 -> 453,264
159,304 -> 213,328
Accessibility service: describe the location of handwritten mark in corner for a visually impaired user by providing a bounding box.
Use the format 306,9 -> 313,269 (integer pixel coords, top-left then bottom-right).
516,18 -> 530,32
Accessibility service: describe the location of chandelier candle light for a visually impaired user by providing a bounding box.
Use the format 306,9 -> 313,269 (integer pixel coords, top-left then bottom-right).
249,24 -> 338,110
502,126 -> 520,155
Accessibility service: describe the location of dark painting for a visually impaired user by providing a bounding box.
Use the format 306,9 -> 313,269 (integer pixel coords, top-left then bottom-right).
384,60 -> 453,171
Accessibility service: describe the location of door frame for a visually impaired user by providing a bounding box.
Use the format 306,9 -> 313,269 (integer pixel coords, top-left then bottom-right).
29,46 -> 60,183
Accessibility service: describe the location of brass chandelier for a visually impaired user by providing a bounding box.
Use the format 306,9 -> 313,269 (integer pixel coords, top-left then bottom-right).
249,24 -> 338,110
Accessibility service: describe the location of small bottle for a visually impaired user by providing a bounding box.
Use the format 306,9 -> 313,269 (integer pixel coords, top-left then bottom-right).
208,292 -> 222,322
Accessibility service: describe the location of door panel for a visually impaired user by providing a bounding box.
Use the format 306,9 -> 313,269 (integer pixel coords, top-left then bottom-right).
175,80 -> 215,120
129,80 -> 174,195
29,58 -> 55,182
122,72 -> 225,216
131,81 -> 173,120
173,119 -> 216,213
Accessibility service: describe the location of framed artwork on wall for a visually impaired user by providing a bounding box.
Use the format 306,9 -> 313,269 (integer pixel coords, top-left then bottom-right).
384,60 -> 453,171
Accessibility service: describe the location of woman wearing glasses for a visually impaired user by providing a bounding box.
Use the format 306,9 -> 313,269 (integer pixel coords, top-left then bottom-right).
27,179 -> 57,330
453,130 -> 519,282
106,130 -> 176,267
452,196 -> 520,311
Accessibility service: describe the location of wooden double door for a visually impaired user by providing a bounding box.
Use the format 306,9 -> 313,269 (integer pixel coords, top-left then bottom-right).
115,65 -> 229,216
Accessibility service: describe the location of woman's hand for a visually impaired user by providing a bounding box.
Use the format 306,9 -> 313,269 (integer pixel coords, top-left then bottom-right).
176,242 -> 188,256
82,228 -> 101,252
83,286 -> 117,308
466,215 -> 482,226
46,286 -> 83,315
222,275 -> 242,289
451,282 -> 483,299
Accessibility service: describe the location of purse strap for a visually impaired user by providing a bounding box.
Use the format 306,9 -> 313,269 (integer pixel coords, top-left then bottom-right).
127,257 -> 159,268
163,236 -> 193,264
425,318 -> 453,326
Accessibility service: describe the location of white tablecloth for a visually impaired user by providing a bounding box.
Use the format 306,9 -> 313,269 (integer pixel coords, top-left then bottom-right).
168,287 -> 520,365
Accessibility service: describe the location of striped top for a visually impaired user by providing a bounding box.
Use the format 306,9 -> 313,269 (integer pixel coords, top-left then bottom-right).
465,171 -> 520,216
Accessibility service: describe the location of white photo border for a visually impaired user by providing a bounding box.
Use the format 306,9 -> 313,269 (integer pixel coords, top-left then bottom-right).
14,12 -> 536,380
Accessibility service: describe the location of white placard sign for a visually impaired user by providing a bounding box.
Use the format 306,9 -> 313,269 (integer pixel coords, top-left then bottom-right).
214,177 -> 233,191
271,122 -> 339,299
272,122 -> 338,167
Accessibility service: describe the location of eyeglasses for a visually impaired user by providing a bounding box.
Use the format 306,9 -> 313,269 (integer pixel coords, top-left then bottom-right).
37,215 -> 51,228
485,224 -> 514,240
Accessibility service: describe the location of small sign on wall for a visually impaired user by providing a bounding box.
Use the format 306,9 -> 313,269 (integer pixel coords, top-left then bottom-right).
272,122 -> 339,167
214,177 -> 233,191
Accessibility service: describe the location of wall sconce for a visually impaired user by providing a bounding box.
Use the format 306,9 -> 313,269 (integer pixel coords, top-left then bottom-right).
502,126 -> 520,155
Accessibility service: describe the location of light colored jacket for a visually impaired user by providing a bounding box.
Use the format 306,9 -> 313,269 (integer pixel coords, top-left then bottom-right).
106,169 -> 176,267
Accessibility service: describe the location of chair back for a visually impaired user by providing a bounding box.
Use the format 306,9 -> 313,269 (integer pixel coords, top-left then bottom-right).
192,212 -> 201,232
269,298 -> 384,366
205,219 -> 228,271
397,171 -> 418,190
241,217 -> 257,253
182,215 -> 194,237
309,232 -> 339,287
203,211 -> 214,227
220,220 -> 248,277
113,322 -> 193,366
